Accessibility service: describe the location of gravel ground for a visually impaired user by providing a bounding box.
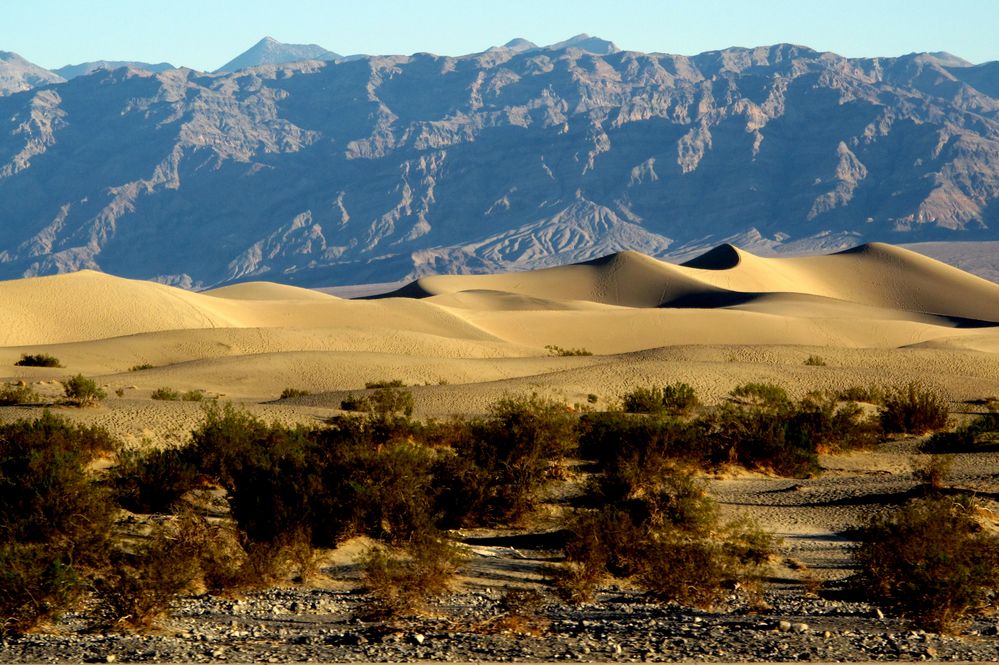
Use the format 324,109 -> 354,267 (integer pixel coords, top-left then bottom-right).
3,583 -> 999,663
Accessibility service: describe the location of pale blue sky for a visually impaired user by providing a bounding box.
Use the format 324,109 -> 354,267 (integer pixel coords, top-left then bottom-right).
5,0 -> 997,71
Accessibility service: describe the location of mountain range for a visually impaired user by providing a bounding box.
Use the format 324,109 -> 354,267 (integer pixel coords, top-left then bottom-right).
1,36 -> 998,288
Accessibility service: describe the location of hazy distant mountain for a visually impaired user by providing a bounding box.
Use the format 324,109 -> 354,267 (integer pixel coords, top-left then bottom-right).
54,60 -> 175,80
0,51 -> 63,95
2,39 -> 999,288
215,36 -> 340,72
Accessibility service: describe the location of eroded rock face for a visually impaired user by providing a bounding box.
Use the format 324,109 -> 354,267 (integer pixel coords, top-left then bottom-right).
1,43 -> 998,287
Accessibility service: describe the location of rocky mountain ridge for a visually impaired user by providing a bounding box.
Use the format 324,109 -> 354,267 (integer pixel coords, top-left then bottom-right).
0,38 -> 998,287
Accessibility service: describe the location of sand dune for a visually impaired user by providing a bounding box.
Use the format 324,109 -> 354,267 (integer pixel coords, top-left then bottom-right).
2,243 -> 998,440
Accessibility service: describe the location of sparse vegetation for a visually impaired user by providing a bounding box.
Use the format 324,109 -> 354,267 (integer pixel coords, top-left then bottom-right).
341,384 -> 413,416
0,382 -> 37,405
14,353 -> 62,368
880,383 -> 949,435
280,387 -> 310,399
803,354 -> 827,366
360,534 -> 466,618
621,382 -> 699,415
854,495 -> 999,633
365,379 -> 406,389
150,387 -> 207,402
729,382 -> 789,409
922,411 -> 999,453
545,344 -> 593,357
63,374 -> 106,406
128,363 -> 155,372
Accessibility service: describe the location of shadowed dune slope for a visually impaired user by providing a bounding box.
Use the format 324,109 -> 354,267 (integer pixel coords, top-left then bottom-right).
382,243 -> 999,323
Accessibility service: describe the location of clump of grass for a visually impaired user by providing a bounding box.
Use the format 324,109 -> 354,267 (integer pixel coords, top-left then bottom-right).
280,387 -> 310,399
880,383 -> 949,435
14,353 -> 62,368
803,354 -> 827,366
545,344 -> 593,357
854,495 -> 999,633
129,363 -> 155,372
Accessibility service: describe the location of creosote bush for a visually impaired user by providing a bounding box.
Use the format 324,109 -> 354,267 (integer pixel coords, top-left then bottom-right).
0,382 -> 37,405
128,363 -> 155,372
63,374 -> 106,406
360,534 -> 466,618
880,383 -> 948,435
622,382 -> 699,415
280,387 -> 310,399
803,354 -> 827,366
545,344 -> 593,357
151,387 -> 207,402
14,353 -> 62,368
0,412 -> 118,634
855,496 -> 999,633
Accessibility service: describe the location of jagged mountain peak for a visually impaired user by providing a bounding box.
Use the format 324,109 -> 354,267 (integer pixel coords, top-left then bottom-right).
215,36 -> 341,73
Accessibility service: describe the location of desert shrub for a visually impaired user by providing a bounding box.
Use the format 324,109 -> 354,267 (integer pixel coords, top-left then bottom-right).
729,382 -> 789,409
111,447 -> 201,514
150,387 -> 181,401
854,496 -> 999,632
360,533 -> 466,618
128,363 -> 155,371
662,382 -> 699,413
340,393 -> 371,412
880,383 -> 949,434
0,413 -> 117,633
365,379 -> 405,389
280,387 -> 310,399
370,385 -> 414,416
621,385 -> 666,413
911,455 -> 954,491
63,374 -> 106,406
0,543 -> 81,636
835,385 -> 885,405
803,354 -> 827,366
0,412 -> 116,551
15,353 -> 62,368
151,387 -> 205,402
621,383 -> 699,415
545,344 -> 593,357
0,382 -> 37,405
558,464 -> 773,605
433,394 -> 576,526
923,412 -> 999,453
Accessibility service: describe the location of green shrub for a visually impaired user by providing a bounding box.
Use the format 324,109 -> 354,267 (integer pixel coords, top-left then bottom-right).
880,383 -> 949,434
0,543 -> 81,636
364,379 -> 405,389
0,382 -> 37,406
621,385 -> 667,413
111,447 -> 201,514
150,387 -> 181,401
360,534 -> 466,618
835,385 -> 885,405
280,387 -> 310,399
854,496 -> 999,632
14,353 -> 62,368
621,383 -> 699,415
558,464 -> 774,606
433,394 -> 576,526
340,394 -> 371,412
0,412 -> 116,551
923,412 -> 999,453
545,344 -> 593,357
63,374 -> 106,406
730,382 -> 789,409
370,385 -> 414,416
